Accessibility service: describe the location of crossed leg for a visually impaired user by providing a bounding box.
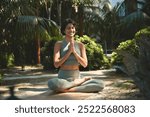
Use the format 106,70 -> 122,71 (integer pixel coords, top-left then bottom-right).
48,78 -> 104,93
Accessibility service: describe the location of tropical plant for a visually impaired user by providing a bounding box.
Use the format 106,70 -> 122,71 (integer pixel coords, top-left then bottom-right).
41,35 -> 63,70
83,3 -> 123,52
76,35 -> 110,70
12,15 -> 61,66
111,39 -> 138,68
116,27 -> 150,99
41,35 -> 110,70
0,0 -> 61,68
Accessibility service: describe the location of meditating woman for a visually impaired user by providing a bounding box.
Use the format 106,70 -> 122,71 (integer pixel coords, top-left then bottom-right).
48,18 -> 104,93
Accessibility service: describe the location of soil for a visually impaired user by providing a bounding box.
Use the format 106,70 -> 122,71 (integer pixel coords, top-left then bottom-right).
0,66 -> 146,100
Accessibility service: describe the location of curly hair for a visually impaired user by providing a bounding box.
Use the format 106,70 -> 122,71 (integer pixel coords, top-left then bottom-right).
61,18 -> 77,34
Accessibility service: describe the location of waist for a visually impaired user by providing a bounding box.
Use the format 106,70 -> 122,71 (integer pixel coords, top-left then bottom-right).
60,65 -> 79,70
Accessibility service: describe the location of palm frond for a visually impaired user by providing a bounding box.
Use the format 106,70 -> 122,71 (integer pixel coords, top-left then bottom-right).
14,16 -> 61,41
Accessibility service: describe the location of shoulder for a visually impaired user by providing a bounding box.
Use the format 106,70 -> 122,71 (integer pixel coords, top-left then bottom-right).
54,41 -> 63,49
77,42 -> 85,48
55,41 -> 62,46
56,41 -> 63,44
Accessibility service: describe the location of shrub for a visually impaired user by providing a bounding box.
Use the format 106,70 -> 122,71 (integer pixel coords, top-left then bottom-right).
111,39 -> 138,66
0,53 -> 14,68
135,27 -> 150,40
75,35 -> 109,70
41,36 -> 63,70
0,71 -> 3,84
41,35 -> 109,70
111,27 -> 150,67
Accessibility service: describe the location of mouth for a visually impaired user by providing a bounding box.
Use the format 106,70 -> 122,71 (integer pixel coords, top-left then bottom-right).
67,32 -> 75,36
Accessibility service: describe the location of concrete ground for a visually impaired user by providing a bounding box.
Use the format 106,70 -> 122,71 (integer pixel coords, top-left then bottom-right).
0,66 -> 145,100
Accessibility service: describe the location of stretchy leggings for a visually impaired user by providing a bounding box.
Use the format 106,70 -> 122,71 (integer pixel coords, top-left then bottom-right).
48,70 -> 104,92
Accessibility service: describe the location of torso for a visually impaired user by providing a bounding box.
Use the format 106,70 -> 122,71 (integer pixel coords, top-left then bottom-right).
60,39 -> 81,70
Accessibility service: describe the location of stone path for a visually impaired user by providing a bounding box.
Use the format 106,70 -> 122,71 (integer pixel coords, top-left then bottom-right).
0,67 -> 145,100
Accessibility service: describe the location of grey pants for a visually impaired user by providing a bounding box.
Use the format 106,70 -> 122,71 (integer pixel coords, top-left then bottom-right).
48,70 -> 104,92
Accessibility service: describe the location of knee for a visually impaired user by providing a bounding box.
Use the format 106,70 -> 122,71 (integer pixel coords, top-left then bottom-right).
90,79 -> 105,90
48,78 -> 60,91
99,80 -> 105,89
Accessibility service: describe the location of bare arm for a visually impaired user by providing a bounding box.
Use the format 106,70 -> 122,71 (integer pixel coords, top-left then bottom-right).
53,41 -> 71,68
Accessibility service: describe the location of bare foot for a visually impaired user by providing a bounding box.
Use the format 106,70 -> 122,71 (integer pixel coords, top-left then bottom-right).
54,78 -> 92,93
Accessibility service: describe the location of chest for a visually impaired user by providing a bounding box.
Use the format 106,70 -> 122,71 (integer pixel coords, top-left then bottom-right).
60,41 -> 81,57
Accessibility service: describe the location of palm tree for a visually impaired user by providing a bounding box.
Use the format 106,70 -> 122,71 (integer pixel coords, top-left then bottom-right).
83,1 -> 122,51
13,16 -> 61,66
57,0 -> 94,35
119,0 -> 150,40
1,0 -> 61,66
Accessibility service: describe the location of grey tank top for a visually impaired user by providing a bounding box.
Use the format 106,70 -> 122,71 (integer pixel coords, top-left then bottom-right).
60,40 -> 81,65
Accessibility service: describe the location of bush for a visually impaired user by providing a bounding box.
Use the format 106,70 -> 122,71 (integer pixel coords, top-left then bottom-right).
0,53 -> 14,68
41,35 -> 109,70
41,36 -> 63,70
135,26 -> 150,40
75,35 -> 109,70
0,74 -> 2,84
111,39 -> 138,66
111,27 -> 150,67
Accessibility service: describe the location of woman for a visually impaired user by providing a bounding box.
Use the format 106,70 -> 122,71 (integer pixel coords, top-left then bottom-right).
48,18 -> 104,93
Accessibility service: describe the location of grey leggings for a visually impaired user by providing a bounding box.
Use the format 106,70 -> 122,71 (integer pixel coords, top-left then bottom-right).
48,70 -> 104,92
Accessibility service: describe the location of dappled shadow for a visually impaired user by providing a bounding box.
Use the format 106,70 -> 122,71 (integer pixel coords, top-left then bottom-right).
25,91 -> 97,100
19,87 -> 48,92
1,68 -> 146,100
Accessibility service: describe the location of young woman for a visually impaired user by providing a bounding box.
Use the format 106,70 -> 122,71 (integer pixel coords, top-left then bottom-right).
48,18 -> 104,93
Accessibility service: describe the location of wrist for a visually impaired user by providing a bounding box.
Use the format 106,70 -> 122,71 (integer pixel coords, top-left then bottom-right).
73,51 -> 78,55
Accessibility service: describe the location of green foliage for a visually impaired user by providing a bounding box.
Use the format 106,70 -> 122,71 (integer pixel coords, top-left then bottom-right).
111,39 -> 138,66
72,0 -> 93,5
0,74 -> 2,84
41,36 -> 63,70
76,35 -> 109,70
111,26 -> 150,74
41,35 -> 109,70
0,53 -> 14,68
135,26 -> 150,40
0,69 -> 4,84
11,16 -> 61,66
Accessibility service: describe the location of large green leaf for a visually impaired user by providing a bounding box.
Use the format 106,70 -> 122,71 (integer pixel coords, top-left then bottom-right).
14,16 -> 61,41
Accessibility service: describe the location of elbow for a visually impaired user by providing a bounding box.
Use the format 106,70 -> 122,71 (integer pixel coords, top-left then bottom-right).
83,61 -> 88,68
54,63 -> 59,68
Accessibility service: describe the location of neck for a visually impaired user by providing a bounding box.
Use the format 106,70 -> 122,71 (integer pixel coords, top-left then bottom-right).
65,35 -> 74,42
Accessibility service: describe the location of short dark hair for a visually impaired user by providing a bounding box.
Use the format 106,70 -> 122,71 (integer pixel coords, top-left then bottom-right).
61,18 -> 77,34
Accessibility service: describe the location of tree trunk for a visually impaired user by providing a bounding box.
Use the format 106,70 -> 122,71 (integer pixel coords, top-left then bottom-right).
35,7 -> 41,65
36,38 -> 41,65
57,0 -> 62,26
78,5 -> 84,36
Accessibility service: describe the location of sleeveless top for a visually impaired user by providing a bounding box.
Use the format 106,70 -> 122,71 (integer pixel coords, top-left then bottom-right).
60,39 -> 81,65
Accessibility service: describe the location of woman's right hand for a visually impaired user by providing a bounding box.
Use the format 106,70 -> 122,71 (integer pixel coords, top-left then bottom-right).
69,40 -> 76,53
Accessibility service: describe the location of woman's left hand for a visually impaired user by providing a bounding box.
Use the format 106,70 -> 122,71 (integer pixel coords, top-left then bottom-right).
70,40 -> 76,54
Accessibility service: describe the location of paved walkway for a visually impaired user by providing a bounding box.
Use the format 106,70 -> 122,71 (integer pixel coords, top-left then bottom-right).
0,69 -> 145,100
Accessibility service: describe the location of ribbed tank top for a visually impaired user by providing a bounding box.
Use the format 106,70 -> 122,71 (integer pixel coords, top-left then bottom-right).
60,40 -> 81,65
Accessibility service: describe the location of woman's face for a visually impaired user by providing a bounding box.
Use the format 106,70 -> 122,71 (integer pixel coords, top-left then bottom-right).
65,23 -> 76,38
